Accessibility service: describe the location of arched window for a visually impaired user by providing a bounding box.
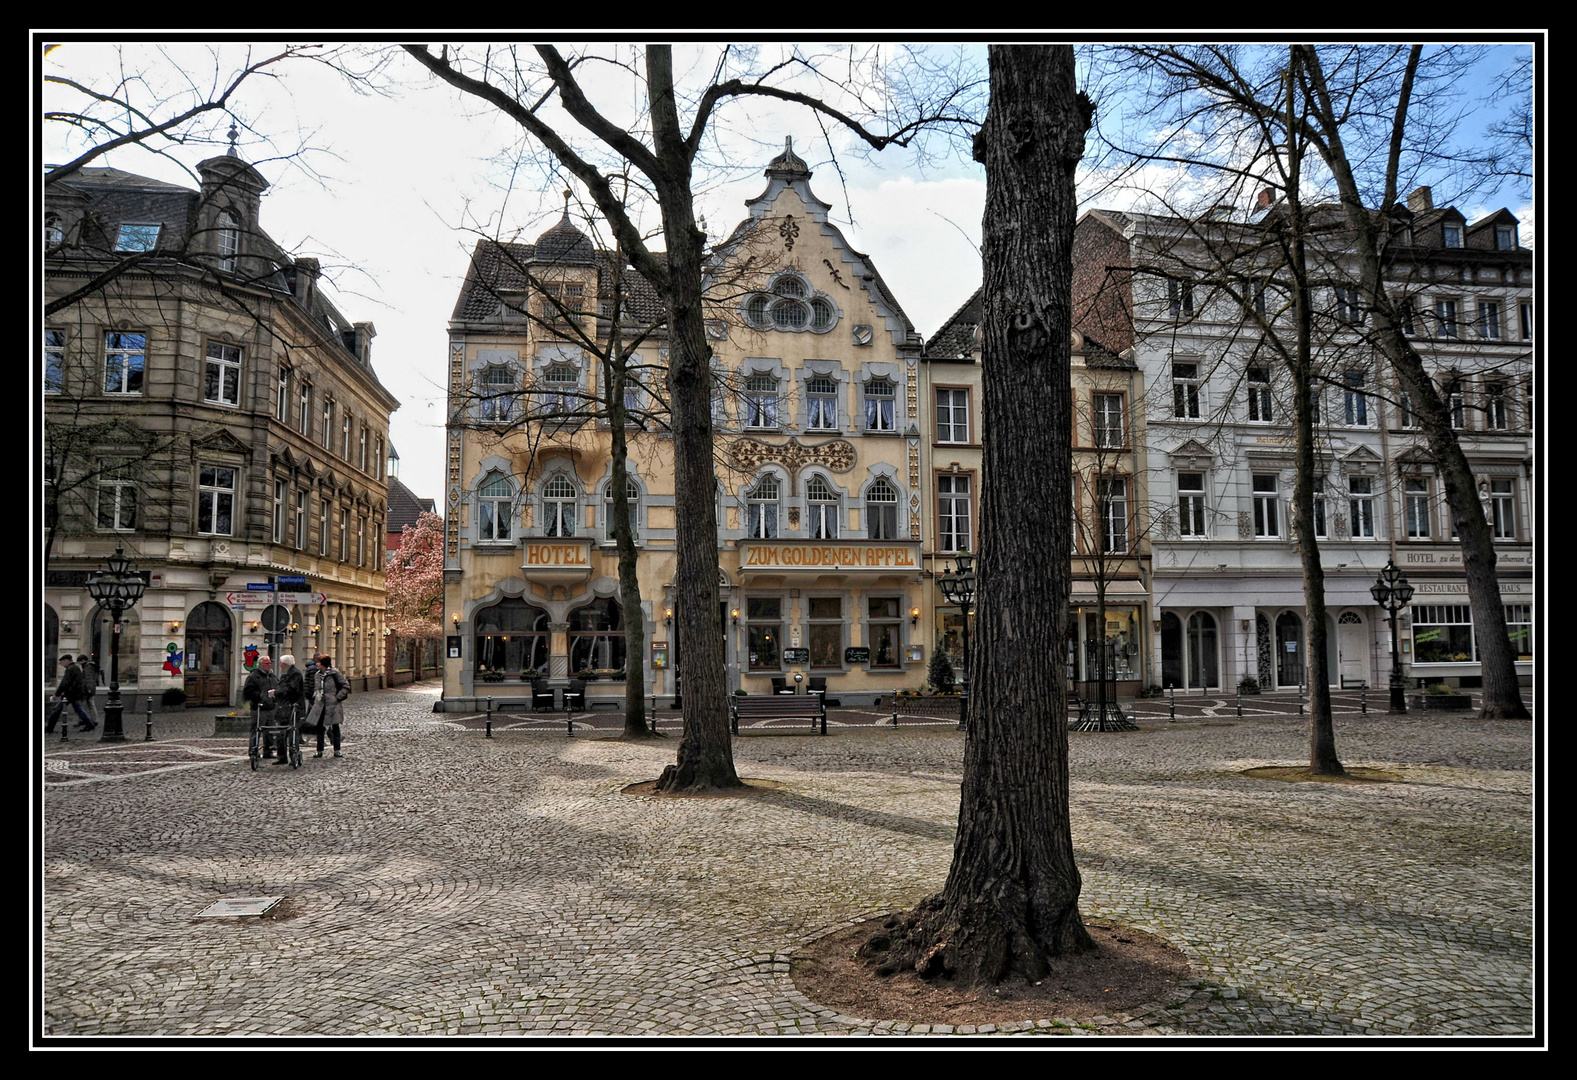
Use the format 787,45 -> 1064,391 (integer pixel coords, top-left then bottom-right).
216,208 -> 240,273
747,475 -> 779,538
477,471 -> 514,542
474,599 -> 550,676
543,474 -> 578,537
866,478 -> 899,540
570,598 -> 625,673
805,475 -> 839,539
603,478 -> 640,544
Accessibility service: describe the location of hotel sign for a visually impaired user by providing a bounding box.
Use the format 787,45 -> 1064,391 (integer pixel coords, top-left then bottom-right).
523,543 -> 589,567
1398,549 -> 1532,569
739,541 -> 920,572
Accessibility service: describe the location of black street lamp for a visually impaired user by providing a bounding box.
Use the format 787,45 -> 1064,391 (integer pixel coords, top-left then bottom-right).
85,544 -> 147,743
1370,559 -> 1414,714
938,551 -> 977,730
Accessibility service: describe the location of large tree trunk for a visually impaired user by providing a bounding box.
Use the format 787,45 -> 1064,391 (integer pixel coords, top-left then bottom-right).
647,47 -> 740,791
869,45 -> 1095,986
606,353 -> 654,740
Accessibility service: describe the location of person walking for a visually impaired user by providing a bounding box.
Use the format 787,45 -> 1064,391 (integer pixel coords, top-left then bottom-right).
275,654 -> 306,756
312,653 -> 349,758
77,654 -> 101,725
46,655 -> 96,733
241,657 -> 282,762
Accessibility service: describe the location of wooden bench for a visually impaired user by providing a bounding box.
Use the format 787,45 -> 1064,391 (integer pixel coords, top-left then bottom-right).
730,693 -> 827,736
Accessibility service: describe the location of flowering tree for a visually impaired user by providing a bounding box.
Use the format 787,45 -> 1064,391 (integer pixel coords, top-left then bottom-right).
386,511 -> 445,639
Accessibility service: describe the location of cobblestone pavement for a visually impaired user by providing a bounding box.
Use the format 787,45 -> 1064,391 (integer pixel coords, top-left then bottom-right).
38,682 -> 1537,1040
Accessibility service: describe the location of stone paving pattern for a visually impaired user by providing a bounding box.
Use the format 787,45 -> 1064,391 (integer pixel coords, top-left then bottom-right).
39,683 -> 1535,1039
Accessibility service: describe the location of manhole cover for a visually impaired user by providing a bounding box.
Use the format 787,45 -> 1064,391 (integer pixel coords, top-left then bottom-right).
195,896 -> 284,918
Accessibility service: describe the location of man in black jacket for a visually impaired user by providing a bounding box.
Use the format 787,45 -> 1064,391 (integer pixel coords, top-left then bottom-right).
241,657 -> 283,762
46,656 -> 96,732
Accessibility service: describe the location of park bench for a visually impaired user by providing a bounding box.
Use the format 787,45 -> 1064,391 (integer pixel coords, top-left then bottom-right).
730,692 -> 827,736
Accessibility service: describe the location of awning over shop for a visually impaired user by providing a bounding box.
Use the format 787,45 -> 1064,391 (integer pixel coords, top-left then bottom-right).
1071,579 -> 1149,602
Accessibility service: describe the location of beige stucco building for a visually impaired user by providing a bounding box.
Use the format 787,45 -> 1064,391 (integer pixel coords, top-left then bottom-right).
440,143 -> 929,709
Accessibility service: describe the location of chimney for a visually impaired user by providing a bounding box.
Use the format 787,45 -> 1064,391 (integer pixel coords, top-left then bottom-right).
351,321 -> 377,367
293,257 -> 320,310
1407,186 -> 1433,212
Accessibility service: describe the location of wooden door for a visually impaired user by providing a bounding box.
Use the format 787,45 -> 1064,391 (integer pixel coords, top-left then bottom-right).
184,601 -> 234,706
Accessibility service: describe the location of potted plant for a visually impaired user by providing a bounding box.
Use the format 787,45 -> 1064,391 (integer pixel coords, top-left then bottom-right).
480,669 -> 505,683
1411,682 -> 1473,711
928,646 -> 956,694
1237,675 -> 1261,695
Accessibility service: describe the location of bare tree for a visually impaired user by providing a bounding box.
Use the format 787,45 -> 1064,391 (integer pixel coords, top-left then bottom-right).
864,45 -> 1096,987
403,42 -> 980,791
1102,43 -> 1530,721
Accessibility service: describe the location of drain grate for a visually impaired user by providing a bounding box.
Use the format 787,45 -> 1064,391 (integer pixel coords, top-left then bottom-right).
195,896 -> 283,918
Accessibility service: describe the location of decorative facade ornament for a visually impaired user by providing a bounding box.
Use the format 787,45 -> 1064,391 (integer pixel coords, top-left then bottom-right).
822,258 -> 849,289
779,215 -> 800,250
728,435 -> 856,474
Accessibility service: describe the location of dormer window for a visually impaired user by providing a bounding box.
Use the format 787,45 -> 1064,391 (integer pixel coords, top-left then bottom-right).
116,223 -> 161,253
216,208 -> 240,273
44,214 -> 63,248
1495,225 -> 1516,250
1442,223 -> 1463,248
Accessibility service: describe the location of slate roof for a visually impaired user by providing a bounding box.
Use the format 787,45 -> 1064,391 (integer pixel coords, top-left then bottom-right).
450,238 -> 666,326
386,476 -> 438,534
924,284 -> 1133,369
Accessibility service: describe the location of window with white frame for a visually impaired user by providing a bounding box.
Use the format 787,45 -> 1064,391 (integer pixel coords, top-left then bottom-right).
1477,300 -> 1502,340
1484,382 -> 1509,430
115,223 -> 161,252
1505,604 -> 1531,659
197,466 -> 236,536
1519,301 -> 1532,340
1245,367 -> 1272,422
1496,225 -> 1516,250
1099,477 -> 1129,553
294,489 -> 307,550
272,480 -> 286,543
319,497 -> 330,555
1398,389 -> 1419,429
1312,476 -> 1328,539
866,477 -> 899,540
215,208 -> 240,273
1348,476 -> 1375,538
1177,472 -> 1207,537
103,332 -> 146,395
805,475 -> 840,539
747,475 -> 780,538
1405,477 -> 1432,538
1490,479 -> 1516,539
357,515 -> 367,567
1335,286 -> 1363,323
1446,379 -> 1466,429
1168,277 -> 1194,318
1252,474 -> 1280,538
538,282 -> 584,333
1342,370 -> 1370,426
542,475 -> 577,537
1442,223 -> 1463,248
339,508 -> 350,562
1093,393 -> 1125,447
935,388 -> 970,443
1435,299 -> 1459,339
863,377 -> 896,432
540,364 -> 578,415
321,397 -> 334,449
938,474 -> 971,553
477,472 -> 514,542
1412,604 -> 1473,663
1172,361 -> 1201,419
744,374 -> 780,428
603,478 -> 639,544
45,329 -> 65,394
298,381 -> 312,436
483,364 -> 520,425
341,412 -> 352,459
96,460 -> 138,531
44,213 -> 63,248
710,371 -> 730,427
204,342 -> 241,407
806,375 -> 839,430
276,367 -> 290,421
359,426 -> 368,472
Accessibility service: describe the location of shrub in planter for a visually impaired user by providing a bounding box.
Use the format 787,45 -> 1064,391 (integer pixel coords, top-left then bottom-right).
1237,675 -> 1260,694
161,687 -> 187,708
927,648 -> 956,694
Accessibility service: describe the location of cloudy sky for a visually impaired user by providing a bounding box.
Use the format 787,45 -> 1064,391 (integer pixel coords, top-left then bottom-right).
40,41 -> 1534,505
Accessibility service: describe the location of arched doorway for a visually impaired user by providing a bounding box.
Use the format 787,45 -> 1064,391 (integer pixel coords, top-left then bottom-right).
1275,611 -> 1304,688
184,601 -> 234,706
570,597 -> 626,674
1160,611 -> 1184,689
1336,611 -> 1368,687
1187,611 -> 1219,689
